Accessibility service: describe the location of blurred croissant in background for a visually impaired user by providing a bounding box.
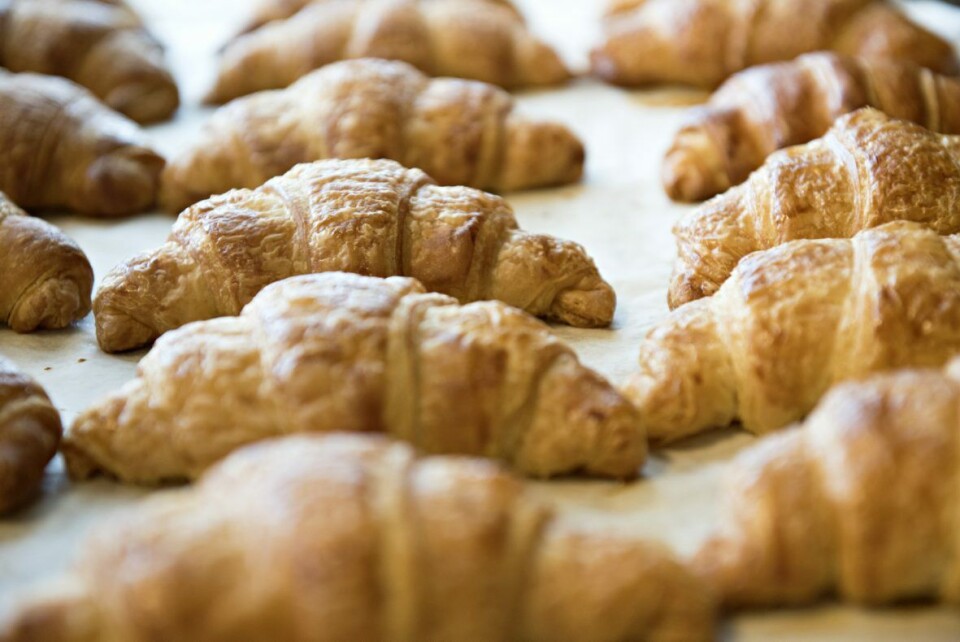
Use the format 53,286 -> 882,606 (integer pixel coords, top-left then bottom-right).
593,0 -> 958,88
209,0 -> 569,103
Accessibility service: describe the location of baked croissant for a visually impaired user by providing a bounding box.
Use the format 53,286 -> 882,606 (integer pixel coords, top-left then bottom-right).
0,357 -> 62,514
592,0 -> 958,88
164,59 -> 583,212
108,158 -> 609,352
237,0 -> 522,35
0,71 -> 164,217
623,221 -> 960,443
7,434 -> 714,641
0,194 -> 93,332
71,272 -> 641,482
664,53 -> 960,203
0,0 -> 179,123
207,0 -> 569,103
696,361 -> 960,607
670,108 -> 960,309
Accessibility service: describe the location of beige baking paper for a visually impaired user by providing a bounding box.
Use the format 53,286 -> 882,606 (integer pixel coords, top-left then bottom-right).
2,0 -> 959,638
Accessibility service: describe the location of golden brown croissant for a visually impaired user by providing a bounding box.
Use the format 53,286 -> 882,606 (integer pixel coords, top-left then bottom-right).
106,158 -> 609,353
0,195 -> 93,332
0,71 -> 164,217
207,0 -> 569,103
71,272 -> 641,482
165,59 -> 583,212
592,0 -> 958,88
0,357 -> 62,514
0,0 -> 179,123
237,0 -> 522,35
6,434 -> 714,641
664,54 -> 960,203
623,221 -> 960,443
696,361 -> 960,608
670,108 -> 960,309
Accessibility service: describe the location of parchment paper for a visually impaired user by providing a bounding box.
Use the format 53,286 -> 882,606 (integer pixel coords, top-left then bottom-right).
2,0 -> 959,638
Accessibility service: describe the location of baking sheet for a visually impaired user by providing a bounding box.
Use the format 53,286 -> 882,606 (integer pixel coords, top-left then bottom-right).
2,0 -> 960,638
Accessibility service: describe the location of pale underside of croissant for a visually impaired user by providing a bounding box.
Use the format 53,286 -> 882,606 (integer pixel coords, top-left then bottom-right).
696,363 -> 960,608
0,357 -> 61,515
237,0 -> 522,35
107,158 -> 610,353
0,194 -> 93,332
670,108 -> 960,309
664,53 -> 960,203
207,0 -> 570,103
72,272 -> 641,482
0,0 -> 179,123
592,0 -> 958,88
624,221 -> 960,443
0,71 -> 164,217
6,435 -> 714,641
164,59 -> 583,213
162,59 -> 584,211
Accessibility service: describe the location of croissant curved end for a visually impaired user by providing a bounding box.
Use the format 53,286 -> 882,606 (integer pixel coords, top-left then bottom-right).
516,38 -> 572,87
93,302 -> 157,354
661,132 -> 729,203
667,266 -> 718,310
60,416 -> 103,481
8,276 -> 92,333
499,118 -> 585,191
104,79 -> 181,125
549,277 -> 616,328
82,146 -> 165,217
0,577 -> 100,642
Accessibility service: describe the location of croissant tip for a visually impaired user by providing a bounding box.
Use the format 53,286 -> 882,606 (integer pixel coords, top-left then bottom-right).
0,577 -> 98,642
60,435 -> 101,482
82,147 -> 165,217
106,81 -> 181,125
93,304 -> 157,354
662,154 -> 718,203
7,277 -> 91,333
549,279 -> 615,328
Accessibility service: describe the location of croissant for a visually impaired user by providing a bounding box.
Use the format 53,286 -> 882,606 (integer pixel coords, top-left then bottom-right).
592,0 -> 958,88
0,0 -> 179,123
108,158 -> 609,353
70,272 -> 641,481
0,195 -> 93,332
164,59 -> 583,213
664,53 -> 960,203
207,0 -> 570,104
6,434 -> 714,641
670,108 -> 960,309
237,0 -> 522,35
623,221 -> 960,443
696,361 -> 960,608
0,357 -> 62,514
0,71 -> 164,217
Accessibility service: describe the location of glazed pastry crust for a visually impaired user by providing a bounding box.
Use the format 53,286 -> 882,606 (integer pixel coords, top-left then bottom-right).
0,0 -> 179,123
697,363 -> 960,607
5,434 -> 713,641
105,158 -> 608,353
236,0 -> 522,35
74,272 -> 638,481
0,71 -> 164,217
0,357 -> 62,514
0,194 -> 93,332
664,54 -> 960,203
165,59 -> 582,213
670,108 -> 960,308
208,0 -> 569,103
592,0 -> 958,88
624,221 -> 960,442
